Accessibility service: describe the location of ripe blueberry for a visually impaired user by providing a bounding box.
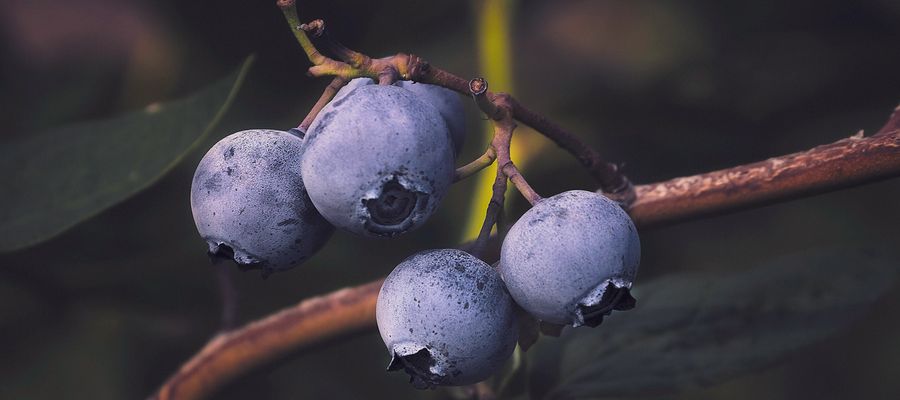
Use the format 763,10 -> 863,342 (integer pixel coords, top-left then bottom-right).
499,190 -> 640,327
190,129 -> 334,275
330,77 -> 376,104
325,78 -> 466,156
396,80 -> 466,155
376,249 -> 518,388
301,84 -> 455,238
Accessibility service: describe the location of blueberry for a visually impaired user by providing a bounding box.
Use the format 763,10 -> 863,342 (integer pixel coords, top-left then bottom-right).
190,129 -> 334,275
499,190 -> 640,327
396,80 -> 466,156
376,249 -> 518,388
324,78 -> 465,156
302,84 -> 455,238
331,77 -> 375,103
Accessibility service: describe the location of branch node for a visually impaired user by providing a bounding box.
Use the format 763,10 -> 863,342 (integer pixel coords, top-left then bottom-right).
378,66 -> 400,85
470,78 -> 505,120
299,19 -> 325,37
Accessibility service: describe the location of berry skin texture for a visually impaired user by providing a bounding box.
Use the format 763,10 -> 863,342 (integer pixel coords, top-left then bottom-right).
396,80 -> 466,156
302,84 -> 455,238
328,78 -> 466,156
499,190 -> 640,327
190,129 -> 334,275
376,249 -> 518,388
330,77 -> 375,104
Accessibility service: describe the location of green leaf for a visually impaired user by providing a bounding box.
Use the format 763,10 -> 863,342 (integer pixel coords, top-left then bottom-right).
527,248 -> 897,400
0,56 -> 255,252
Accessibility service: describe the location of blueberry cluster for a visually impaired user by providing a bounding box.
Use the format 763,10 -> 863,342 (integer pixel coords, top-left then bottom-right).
190,78 -> 463,275
189,79 -> 640,388
377,190 -> 640,387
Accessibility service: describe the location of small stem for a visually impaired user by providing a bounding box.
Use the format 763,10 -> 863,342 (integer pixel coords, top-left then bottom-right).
502,161 -> 542,205
455,147 -> 497,182
377,66 -> 400,85
302,19 -> 370,68
214,264 -> 238,331
299,77 -> 348,131
508,97 -> 634,199
471,169 -> 507,259
277,1 -> 327,66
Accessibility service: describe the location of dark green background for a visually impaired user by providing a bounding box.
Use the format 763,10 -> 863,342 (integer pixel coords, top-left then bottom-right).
1,0 -> 899,399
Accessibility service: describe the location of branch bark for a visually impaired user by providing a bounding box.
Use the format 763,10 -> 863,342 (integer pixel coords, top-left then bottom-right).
152,111 -> 900,400
629,130 -> 900,228
152,280 -> 383,400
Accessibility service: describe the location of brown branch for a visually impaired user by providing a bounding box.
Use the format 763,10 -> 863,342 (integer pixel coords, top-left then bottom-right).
628,128 -> 900,228
153,111 -> 900,400
151,279 -> 383,400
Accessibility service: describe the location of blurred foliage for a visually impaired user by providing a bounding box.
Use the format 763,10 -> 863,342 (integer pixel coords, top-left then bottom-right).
0,0 -> 899,399
0,57 -> 253,251
518,248 -> 896,399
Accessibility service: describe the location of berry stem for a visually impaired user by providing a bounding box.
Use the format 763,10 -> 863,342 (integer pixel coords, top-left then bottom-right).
299,19 -> 369,68
214,263 -> 238,331
503,161 -> 542,205
277,1 -> 327,66
299,76 -> 348,131
471,170 -> 507,259
454,147 -> 497,182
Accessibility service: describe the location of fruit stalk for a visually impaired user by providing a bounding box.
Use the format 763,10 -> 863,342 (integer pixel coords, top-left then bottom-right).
299,76 -> 347,131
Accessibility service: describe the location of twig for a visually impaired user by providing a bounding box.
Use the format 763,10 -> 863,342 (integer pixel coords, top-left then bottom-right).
213,264 -> 238,331
298,76 -> 347,131
469,78 -> 502,120
628,127 -> 900,228
502,161 -> 541,206
300,19 -> 368,68
471,171 -> 507,259
152,110 -> 900,400
151,279 -> 383,400
455,147 -> 497,182
467,79 -> 543,254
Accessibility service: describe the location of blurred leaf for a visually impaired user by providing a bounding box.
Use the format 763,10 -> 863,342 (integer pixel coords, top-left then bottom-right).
526,248 -> 897,400
0,56 -> 254,252
0,309 -> 131,399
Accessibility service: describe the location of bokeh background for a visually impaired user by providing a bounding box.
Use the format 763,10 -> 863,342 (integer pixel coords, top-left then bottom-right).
1,0 -> 899,399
